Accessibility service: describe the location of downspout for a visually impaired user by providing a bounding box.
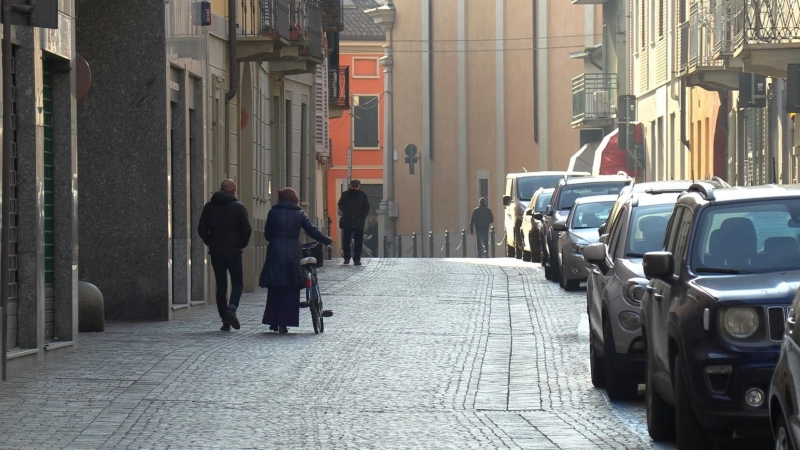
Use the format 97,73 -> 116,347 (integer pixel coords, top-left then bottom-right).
428,0 -> 434,161
226,0 -> 238,102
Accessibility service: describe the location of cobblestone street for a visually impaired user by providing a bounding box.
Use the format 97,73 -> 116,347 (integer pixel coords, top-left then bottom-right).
0,258 -> 680,449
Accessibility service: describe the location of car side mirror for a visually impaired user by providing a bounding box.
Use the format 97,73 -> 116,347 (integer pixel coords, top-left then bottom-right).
552,220 -> 567,232
643,251 -> 674,281
598,223 -> 606,236
598,234 -> 608,244
545,205 -> 552,215
584,242 -> 610,274
533,212 -> 544,221
503,195 -> 512,206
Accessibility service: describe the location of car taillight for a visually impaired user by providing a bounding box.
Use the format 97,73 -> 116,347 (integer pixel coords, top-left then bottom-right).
305,278 -> 311,288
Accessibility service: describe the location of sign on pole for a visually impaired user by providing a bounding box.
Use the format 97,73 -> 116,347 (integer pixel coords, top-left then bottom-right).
404,144 -> 419,175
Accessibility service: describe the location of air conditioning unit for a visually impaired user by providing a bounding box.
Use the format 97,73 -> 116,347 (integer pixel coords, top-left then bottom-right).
593,90 -> 610,118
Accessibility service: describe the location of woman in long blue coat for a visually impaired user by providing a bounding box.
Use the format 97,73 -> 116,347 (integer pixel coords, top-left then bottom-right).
260,188 -> 332,334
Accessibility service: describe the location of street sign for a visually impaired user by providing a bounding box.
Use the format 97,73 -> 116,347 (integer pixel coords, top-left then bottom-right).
1,0 -> 58,29
404,144 -> 419,175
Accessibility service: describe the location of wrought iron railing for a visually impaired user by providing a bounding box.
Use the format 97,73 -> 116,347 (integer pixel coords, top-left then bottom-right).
713,0 -> 736,56
319,0 -> 344,32
733,0 -> 800,48
236,0 -> 291,39
329,66 -> 350,109
572,73 -> 617,124
302,0 -> 325,60
689,0 -> 723,68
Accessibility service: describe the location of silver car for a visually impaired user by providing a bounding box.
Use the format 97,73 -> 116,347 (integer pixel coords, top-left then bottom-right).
583,191 -> 678,400
553,195 -> 617,291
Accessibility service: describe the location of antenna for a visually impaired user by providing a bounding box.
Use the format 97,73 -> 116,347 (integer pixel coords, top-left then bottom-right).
692,169 -> 695,184
523,167 -> 528,173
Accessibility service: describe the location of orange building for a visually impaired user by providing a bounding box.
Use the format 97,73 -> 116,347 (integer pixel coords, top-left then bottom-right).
327,0 -> 386,253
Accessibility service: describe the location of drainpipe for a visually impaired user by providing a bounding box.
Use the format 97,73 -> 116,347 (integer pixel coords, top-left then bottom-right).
428,0 -> 434,162
679,78 -> 690,178
226,0 -> 238,102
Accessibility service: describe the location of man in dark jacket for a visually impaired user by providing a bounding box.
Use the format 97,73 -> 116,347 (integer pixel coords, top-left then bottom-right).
337,179 -> 370,265
470,197 -> 494,258
198,179 -> 252,331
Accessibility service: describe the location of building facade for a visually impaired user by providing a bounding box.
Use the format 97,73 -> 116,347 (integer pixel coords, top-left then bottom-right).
1,0 -> 80,371
327,0 -> 384,255
365,0 -> 599,254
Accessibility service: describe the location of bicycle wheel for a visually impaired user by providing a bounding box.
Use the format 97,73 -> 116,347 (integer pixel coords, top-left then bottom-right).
315,273 -> 324,333
310,272 -> 321,334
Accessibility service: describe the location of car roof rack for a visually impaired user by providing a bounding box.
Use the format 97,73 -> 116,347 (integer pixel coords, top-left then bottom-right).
687,182 -> 716,200
643,188 -> 689,195
711,176 -> 731,188
616,171 -> 632,178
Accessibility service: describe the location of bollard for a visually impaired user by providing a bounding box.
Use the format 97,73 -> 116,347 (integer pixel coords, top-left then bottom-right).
429,231 -> 434,258
490,226 -> 496,258
412,233 -> 417,258
445,230 -> 450,258
383,235 -> 388,258
397,234 -> 403,258
462,229 -> 467,258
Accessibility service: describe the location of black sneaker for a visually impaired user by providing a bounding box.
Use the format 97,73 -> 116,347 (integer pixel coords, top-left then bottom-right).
343,260 -> 350,265
269,324 -> 278,332
354,261 -> 362,266
279,326 -> 289,334
220,323 -> 231,332
226,310 -> 240,330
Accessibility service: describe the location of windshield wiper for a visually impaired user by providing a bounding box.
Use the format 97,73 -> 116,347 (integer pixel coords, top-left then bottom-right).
626,253 -> 645,257
695,267 -> 751,274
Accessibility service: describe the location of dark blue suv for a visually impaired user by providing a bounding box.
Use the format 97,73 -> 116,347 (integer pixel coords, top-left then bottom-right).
641,183 -> 800,449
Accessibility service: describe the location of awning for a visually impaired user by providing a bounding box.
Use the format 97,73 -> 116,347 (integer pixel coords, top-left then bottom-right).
568,142 -> 600,173
591,124 -> 645,177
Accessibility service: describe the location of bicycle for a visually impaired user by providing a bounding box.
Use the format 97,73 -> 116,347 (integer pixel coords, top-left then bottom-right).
299,242 -> 333,334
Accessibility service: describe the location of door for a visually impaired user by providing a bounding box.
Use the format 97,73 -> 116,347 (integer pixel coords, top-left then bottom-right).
43,59 -> 55,342
787,296 -> 800,437
589,206 -> 626,337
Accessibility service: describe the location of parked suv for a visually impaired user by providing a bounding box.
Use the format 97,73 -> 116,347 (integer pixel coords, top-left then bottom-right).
583,187 -> 684,399
542,174 -> 632,281
641,183 -> 800,448
769,287 -> 800,450
503,171 -> 588,259
521,187 -> 553,263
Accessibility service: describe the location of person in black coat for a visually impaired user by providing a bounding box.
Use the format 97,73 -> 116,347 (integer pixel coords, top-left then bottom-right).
259,187 -> 332,334
337,179 -> 370,265
198,179 -> 252,331
470,197 -> 494,258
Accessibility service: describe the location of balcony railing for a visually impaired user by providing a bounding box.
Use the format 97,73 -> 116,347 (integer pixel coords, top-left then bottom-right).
319,0 -> 344,32
713,0 -> 735,56
688,1 -> 723,68
237,0 -> 291,40
329,65 -> 350,109
572,73 -> 617,125
300,0 -> 325,60
733,0 -> 800,48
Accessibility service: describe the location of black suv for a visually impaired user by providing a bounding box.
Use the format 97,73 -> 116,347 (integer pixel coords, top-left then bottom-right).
641,183 -> 800,448
542,174 -> 632,282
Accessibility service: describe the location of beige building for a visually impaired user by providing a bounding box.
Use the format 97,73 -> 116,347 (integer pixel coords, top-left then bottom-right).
366,0 -> 601,252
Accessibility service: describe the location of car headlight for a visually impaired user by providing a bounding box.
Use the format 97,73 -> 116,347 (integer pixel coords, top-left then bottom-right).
571,243 -> 586,254
622,280 -> 647,305
722,307 -> 760,339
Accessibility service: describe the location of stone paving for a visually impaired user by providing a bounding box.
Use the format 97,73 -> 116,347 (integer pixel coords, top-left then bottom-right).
0,258 -> 679,449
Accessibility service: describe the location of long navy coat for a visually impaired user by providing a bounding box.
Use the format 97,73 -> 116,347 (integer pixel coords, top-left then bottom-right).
259,201 -> 332,289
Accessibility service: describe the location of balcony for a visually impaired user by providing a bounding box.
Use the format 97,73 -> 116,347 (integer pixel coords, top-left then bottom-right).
679,0 -> 740,91
329,65 -> 350,116
572,73 -> 617,129
235,0 -> 325,70
319,0 -> 344,32
731,0 -> 800,77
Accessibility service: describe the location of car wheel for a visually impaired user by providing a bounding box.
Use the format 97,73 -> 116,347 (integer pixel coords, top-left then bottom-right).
515,231 -> 524,259
559,260 -> 567,289
602,318 -> 638,400
646,341 -> 675,441
674,352 -> 709,449
774,412 -> 794,450
539,237 -> 547,267
590,331 -> 605,388
507,245 -> 515,258
522,249 -> 532,262
549,245 -> 560,283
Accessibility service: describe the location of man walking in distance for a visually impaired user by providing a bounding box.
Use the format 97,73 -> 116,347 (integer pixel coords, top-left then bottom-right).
470,197 -> 494,258
198,179 -> 252,331
337,179 -> 370,265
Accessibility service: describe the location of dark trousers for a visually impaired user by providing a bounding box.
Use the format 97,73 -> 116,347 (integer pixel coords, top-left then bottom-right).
342,227 -> 364,262
210,252 -> 244,321
476,229 -> 489,258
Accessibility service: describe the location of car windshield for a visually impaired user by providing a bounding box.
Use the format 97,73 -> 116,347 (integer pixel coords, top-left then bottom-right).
625,204 -> 674,257
534,193 -> 553,212
570,201 -> 615,229
557,182 -> 626,210
517,176 -> 563,201
692,199 -> 800,274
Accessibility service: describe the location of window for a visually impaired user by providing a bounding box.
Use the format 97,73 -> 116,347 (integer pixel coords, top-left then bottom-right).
670,206 -> 692,274
626,204 -> 674,256
300,104 -> 307,201
607,207 -> 627,259
353,95 -> 379,148
479,178 -> 489,200
285,100 -> 292,186
556,182 -> 627,211
659,0 -> 664,38
516,175 -> 564,201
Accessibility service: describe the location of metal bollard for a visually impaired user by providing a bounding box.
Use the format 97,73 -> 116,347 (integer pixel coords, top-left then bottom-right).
445,230 -> 450,258
490,226 -> 496,258
412,233 -> 417,258
397,234 -> 403,258
383,235 -> 388,258
429,231 -> 434,258
462,229 -> 467,258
